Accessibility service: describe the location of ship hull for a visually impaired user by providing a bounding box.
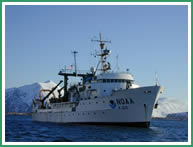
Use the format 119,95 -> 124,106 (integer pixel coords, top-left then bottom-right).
32,86 -> 163,127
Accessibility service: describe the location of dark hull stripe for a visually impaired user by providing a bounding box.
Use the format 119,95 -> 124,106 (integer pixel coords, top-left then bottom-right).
33,120 -> 150,128
68,122 -> 150,128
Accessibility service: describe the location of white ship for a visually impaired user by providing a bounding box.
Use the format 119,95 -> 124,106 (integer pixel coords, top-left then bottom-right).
32,34 -> 164,127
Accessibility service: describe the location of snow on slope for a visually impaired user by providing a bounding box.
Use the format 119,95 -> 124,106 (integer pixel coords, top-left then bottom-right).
152,97 -> 188,118
5,80 -> 61,113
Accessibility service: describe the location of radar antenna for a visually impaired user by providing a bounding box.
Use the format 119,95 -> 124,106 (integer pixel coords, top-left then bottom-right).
91,33 -> 111,73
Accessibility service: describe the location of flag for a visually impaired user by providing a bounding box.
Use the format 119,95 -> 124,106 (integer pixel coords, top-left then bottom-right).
68,65 -> 73,70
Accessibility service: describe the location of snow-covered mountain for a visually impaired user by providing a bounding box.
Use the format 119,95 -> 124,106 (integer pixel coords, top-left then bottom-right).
5,82 -> 188,120
5,80 -> 61,113
152,97 -> 188,119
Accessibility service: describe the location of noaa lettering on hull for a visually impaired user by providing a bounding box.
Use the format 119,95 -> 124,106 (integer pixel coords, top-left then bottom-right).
32,34 -> 164,128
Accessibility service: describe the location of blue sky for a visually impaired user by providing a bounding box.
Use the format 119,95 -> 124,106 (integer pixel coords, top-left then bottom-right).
5,5 -> 188,101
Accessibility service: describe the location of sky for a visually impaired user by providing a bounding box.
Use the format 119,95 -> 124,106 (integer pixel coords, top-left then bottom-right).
5,5 -> 188,101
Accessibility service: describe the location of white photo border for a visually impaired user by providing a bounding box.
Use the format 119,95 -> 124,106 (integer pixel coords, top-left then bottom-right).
2,2 -> 191,145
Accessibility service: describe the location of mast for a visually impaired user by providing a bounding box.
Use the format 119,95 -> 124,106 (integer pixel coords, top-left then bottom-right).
91,33 -> 111,73
116,54 -> 120,72
72,50 -> 78,74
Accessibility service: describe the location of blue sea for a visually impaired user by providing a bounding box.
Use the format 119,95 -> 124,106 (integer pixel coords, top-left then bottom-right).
5,115 -> 188,142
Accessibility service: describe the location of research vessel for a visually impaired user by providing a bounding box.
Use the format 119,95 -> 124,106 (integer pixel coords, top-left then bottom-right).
32,34 -> 163,127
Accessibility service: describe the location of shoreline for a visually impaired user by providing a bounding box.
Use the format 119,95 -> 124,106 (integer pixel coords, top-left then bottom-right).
6,112 -> 32,116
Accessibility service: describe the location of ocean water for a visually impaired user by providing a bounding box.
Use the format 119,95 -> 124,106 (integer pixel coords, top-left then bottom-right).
5,115 -> 188,142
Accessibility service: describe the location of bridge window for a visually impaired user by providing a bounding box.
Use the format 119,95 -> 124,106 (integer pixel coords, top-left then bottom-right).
99,79 -> 133,83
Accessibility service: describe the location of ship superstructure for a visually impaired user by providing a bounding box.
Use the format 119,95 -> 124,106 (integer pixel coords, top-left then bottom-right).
32,34 -> 163,127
